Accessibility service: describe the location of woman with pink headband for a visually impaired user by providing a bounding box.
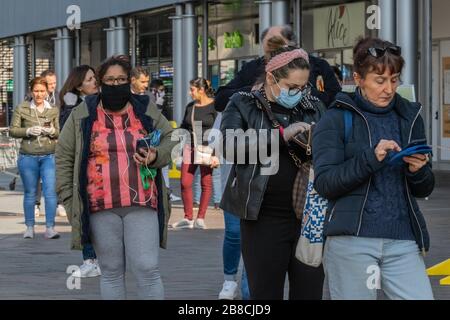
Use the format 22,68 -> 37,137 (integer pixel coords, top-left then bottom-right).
220,36 -> 327,300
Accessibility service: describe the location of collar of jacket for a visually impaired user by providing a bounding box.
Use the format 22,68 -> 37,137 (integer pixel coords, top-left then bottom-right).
332,91 -> 421,121
30,100 -> 52,110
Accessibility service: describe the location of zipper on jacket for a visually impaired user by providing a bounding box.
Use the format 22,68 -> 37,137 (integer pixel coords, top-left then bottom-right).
77,123 -> 86,244
328,205 -> 336,222
244,111 -> 264,219
336,100 -> 372,236
405,105 -> 426,255
405,178 -> 426,256
231,177 -> 237,188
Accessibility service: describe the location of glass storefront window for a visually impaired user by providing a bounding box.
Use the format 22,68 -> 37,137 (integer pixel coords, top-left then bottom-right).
159,32 -> 172,58
220,60 -> 236,86
135,10 -> 175,120
139,34 -> 158,61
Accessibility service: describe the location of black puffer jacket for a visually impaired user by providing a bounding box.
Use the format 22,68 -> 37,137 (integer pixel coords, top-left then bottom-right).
220,91 -> 327,220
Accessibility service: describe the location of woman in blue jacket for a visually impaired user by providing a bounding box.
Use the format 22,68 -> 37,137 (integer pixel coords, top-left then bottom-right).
313,37 -> 435,300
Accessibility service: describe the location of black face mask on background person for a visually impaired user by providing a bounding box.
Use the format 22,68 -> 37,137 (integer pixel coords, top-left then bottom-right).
101,83 -> 131,112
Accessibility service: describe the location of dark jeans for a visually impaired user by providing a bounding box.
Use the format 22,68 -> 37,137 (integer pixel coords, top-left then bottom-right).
241,210 -> 324,300
83,243 -> 97,260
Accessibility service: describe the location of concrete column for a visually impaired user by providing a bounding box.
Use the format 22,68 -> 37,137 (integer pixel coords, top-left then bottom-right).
115,17 -> 129,56
61,28 -> 73,88
397,0 -> 418,89
54,29 -> 63,89
54,28 -> 73,90
420,0 -> 432,139
293,0 -> 302,46
379,0 -> 396,43
258,0 -> 272,41
13,36 -> 28,107
201,0 -> 209,80
271,0 -> 290,27
106,18 -> 116,57
172,4 -> 184,125
75,29 -> 81,67
183,2 -> 198,109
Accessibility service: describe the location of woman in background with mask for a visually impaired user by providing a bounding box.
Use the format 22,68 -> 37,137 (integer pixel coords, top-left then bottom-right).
55,55 -> 176,300
220,37 -> 327,300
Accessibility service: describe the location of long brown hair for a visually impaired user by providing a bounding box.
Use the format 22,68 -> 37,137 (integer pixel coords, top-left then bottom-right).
59,65 -> 96,104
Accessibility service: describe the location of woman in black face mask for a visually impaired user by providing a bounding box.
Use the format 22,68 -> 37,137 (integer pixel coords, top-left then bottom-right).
55,55 -> 177,300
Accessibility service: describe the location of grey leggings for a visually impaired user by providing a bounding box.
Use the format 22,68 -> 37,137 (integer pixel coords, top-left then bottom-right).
90,207 -> 164,300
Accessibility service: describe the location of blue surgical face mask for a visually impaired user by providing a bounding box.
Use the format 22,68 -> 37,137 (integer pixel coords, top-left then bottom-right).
270,76 -> 304,109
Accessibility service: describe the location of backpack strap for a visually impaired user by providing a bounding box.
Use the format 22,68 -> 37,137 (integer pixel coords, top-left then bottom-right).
343,110 -> 353,145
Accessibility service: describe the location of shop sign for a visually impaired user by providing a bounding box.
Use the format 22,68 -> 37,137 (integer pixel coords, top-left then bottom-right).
313,2 -> 366,50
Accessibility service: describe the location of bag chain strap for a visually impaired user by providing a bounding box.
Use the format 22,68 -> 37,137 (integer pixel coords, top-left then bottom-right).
254,87 -> 304,168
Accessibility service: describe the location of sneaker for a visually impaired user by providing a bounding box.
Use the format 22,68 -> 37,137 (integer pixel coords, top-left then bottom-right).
56,205 -> 67,217
45,227 -> 60,239
194,218 -> 207,230
172,218 -> 194,229
23,227 -> 34,239
34,205 -> 40,217
214,203 -> 220,210
72,259 -> 102,278
218,280 -> 238,300
193,202 -> 200,209
170,194 -> 182,202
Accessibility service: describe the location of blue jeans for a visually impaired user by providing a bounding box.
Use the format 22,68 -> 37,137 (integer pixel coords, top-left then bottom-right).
82,243 -> 97,260
194,168 -> 222,204
323,236 -> 434,300
18,154 -> 57,228
223,211 -> 250,300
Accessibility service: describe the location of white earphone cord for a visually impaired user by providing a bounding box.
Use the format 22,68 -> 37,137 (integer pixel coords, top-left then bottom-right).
101,106 -> 154,205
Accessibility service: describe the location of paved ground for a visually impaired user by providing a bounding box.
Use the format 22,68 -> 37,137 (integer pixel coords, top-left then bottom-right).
0,174 -> 449,300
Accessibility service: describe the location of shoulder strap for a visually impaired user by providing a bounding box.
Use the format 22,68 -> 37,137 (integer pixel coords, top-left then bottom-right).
252,90 -> 281,129
343,110 -> 352,145
190,104 -> 198,148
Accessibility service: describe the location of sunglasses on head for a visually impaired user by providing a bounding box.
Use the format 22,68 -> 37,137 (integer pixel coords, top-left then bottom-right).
367,45 -> 402,59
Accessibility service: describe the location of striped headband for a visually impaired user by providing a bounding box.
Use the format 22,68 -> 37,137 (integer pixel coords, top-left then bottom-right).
265,49 -> 309,73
